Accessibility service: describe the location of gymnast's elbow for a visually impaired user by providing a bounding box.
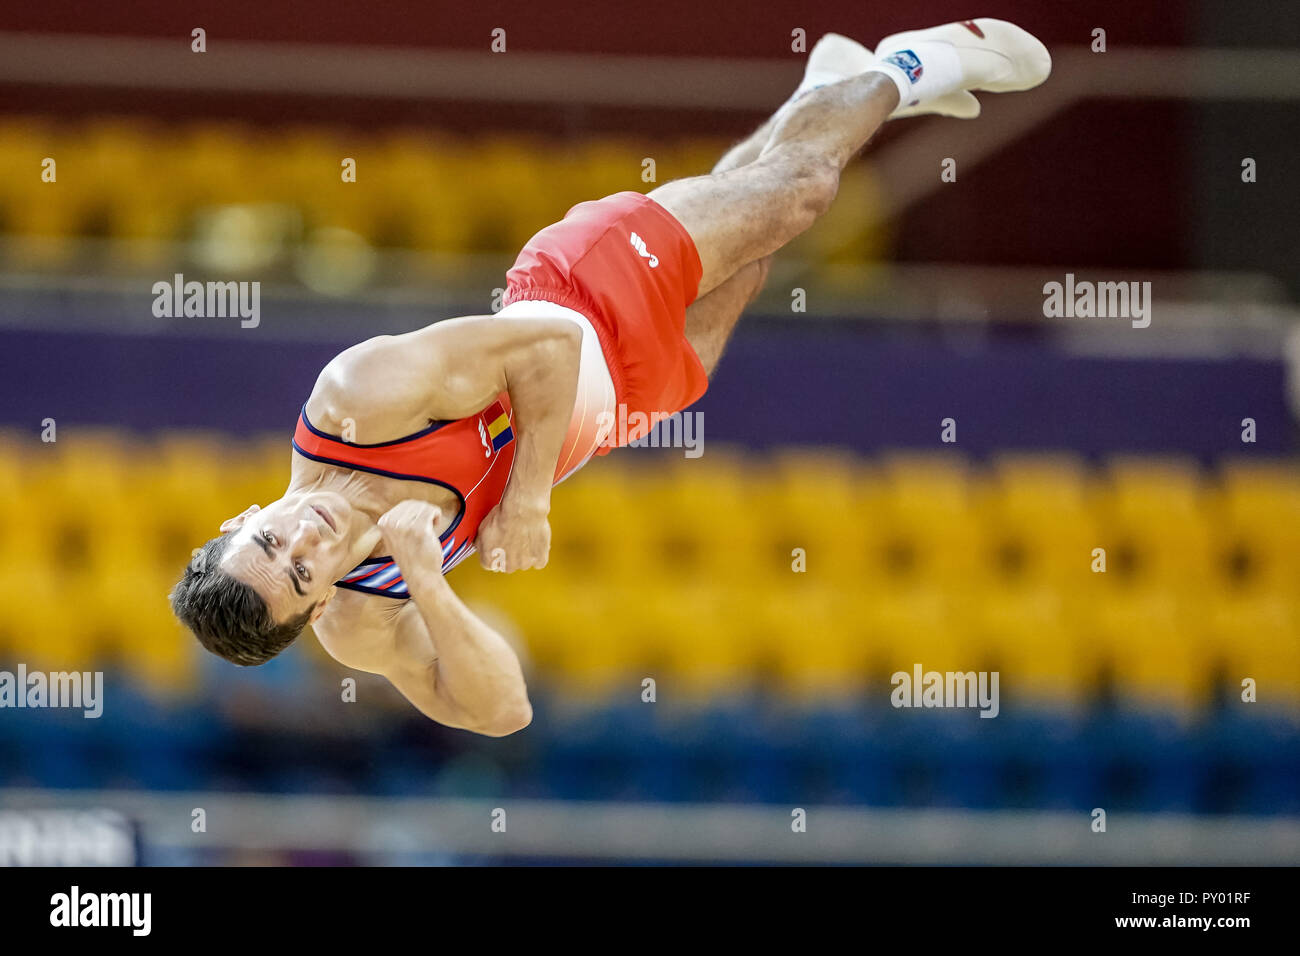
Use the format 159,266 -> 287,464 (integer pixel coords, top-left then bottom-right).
472,696 -> 534,738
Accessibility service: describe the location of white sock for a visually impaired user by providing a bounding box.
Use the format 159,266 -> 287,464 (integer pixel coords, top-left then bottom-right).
792,68 -> 850,101
868,40 -> 965,112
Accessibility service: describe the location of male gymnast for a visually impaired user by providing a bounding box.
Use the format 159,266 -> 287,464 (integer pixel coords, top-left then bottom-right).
171,21 -> 1051,735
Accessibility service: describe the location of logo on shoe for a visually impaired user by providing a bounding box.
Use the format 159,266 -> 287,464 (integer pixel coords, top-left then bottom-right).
881,49 -> 923,83
960,20 -> 985,39
629,231 -> 659,268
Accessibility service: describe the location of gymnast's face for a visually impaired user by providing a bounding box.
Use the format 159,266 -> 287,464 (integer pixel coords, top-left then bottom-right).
217,491 -> 373,621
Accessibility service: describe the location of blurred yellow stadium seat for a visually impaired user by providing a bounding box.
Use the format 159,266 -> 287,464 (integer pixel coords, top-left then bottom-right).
751,447 -> 873,584
972,584 -> 1088,703
377,132 -> 477,252
527,586 -> 661,696
578,138 -> 646,208
0,567 -> 89,671
646,585 -> 754,698
548,460 -> 655,581
477,135 -> 559,252
870,452 -> 982,587
1214,459 -> 1300,594
79,119 -> 181,254
1084,589 -> 1212,708
172,123 -> 260,208
747,584 -> 868,698
1101,456 -> 1216,592
632,450 -> 764,584
1206,593 -> 1300,701
90,568 -> 198,693
982,453 -> 1100,589
859,584 -> 963,676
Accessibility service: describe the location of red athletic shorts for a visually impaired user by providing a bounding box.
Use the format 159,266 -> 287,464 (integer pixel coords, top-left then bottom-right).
503,191 -> 707,449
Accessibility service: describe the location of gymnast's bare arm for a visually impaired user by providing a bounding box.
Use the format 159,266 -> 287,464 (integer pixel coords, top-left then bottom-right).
313,500 -> 532,736
308,314 -> 582,571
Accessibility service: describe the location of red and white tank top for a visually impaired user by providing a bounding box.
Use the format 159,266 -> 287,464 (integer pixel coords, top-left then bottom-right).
291,395 -> 517,597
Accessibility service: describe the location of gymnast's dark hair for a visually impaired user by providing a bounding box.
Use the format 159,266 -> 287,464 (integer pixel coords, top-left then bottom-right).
170,533 -> 313,666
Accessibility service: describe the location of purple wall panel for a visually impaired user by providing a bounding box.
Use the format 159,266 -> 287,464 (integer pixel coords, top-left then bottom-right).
1,321 -> 1289,460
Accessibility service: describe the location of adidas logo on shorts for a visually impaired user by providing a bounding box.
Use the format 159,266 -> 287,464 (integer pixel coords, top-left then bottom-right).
629,231 -> 659,268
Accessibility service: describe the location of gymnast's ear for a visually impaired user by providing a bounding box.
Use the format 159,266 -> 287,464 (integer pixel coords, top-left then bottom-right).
309,588 -> 335,624
219,504 -> 261,534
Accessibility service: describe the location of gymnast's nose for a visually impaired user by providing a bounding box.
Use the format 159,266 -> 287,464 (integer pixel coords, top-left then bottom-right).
295,516 -> 323,547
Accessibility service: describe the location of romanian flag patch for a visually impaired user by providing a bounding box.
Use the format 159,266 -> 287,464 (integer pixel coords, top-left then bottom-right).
484,401 -> 514,452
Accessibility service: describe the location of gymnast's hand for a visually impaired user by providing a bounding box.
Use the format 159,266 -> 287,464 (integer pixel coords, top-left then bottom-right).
475,493 -> 551,572
377,500 -> 444,574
